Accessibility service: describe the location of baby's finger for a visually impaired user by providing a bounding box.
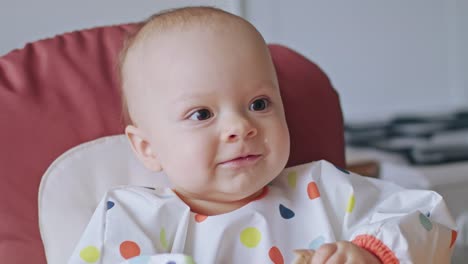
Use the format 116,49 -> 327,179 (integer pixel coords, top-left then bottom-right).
292,249 -> 315,264
324,252 -> 346,264
311,243 -> 337,264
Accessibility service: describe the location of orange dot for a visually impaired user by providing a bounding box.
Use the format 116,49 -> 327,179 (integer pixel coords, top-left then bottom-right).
307,182 -> 320,200
119,240 -> 140,259
195,214 -> 208,223
268,246 -> 284,264
252,186 -> 269,201
450,230 -> 458,248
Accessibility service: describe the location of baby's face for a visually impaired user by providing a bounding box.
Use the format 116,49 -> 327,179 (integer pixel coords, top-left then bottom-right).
126,24 -> 290,204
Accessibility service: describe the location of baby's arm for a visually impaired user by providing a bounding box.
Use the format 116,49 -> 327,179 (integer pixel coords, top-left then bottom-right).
292,242 -> 381,264
67,187 -> 194,264
345,189 -> 456,264
293,191 -> 455,264
298,161 -> 457,264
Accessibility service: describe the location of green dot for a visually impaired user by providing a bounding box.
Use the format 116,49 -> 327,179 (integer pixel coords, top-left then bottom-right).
160,227 -> 168,250
419,213 -> 433,231
287,171 -> 297,188
240,227 -> 262,248
185,256 -> 196,264
79,246 -> 100,263
346,194 -> 355,213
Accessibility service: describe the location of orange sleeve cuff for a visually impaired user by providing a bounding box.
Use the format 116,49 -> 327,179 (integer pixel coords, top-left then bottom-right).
352,234 -> 399,264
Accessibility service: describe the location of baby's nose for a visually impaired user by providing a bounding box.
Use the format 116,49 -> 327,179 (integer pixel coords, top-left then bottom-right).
221,116 -> 258,143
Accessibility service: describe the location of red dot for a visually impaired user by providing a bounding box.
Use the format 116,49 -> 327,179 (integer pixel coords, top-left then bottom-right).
119,240 -> 140,259
307,182 -> 320,200
268,246 -> 284,264
450,230 -> 458,248
195,214 -> 208,223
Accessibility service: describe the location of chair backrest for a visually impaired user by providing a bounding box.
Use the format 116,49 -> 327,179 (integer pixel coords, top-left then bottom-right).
0,24 -> 344,264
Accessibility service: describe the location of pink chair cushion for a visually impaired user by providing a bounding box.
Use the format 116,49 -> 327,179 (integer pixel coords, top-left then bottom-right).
269,44 -> 345,168
0,25 -> 344,263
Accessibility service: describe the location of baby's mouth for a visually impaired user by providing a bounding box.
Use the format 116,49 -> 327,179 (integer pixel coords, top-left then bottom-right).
219,154 -> 262,168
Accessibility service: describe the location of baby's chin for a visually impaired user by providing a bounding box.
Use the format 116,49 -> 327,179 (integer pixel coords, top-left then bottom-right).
226,182 -> 269,201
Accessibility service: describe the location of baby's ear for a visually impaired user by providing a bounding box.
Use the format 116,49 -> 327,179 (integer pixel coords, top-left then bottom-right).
125,125 -> 163,172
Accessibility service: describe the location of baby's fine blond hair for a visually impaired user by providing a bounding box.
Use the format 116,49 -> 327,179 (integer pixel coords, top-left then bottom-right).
118,6 -> 247,125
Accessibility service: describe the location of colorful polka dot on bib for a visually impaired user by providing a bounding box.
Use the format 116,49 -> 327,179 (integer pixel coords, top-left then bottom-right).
334,165 -> 350,174
120,240 -> 141,259
107,201 -> 115,210
419,213 -> 433,231
307,182 -> 320,200
346,194 -> 355,213
185,256 -> 196,264
194,214 -> 207,223
450,230 -> 457,248
308,235 -> 325,250
79,245 -> 100,263
287,171 -> 297,189
240,227 -> 262,248
160,227 -> 169,250
279,204 -> 295,219
268,246 -> 284,264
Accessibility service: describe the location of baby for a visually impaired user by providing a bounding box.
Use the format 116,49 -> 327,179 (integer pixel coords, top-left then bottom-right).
69,6 -> 457,264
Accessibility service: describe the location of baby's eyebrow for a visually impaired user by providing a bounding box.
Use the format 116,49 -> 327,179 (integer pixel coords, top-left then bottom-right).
173,91 -> 214,102
171,81 -> 276,104
249,82 -> 278,95
257,82 -> 277,90
170,91 -> 216,108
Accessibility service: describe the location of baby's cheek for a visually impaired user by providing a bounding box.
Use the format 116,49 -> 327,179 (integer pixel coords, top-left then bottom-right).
170,143 -> 214,183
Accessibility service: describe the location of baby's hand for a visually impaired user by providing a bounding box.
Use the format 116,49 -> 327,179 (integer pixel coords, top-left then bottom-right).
292,241 -> 382,264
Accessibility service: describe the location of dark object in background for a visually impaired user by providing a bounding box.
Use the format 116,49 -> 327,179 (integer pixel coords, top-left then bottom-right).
345,110 -> 468,165
346,160 -> 380,178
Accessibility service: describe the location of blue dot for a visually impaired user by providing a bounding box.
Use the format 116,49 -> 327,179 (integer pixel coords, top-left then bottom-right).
166,261 -> 176,264
309,235 -> 325,250
129,255 -> 150,264
419,213 -> 433,231
334,165 -> 350,174
279,204 -> 295,219
106,201 -> 115,210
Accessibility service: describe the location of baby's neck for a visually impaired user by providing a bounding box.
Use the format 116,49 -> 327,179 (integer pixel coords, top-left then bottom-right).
174,187 -> 266,216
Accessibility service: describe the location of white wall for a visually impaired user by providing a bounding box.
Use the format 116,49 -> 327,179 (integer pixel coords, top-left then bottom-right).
0,0 -> 241,55
246,0 -> 468,122
1,0 -> 466,122
454,0 -> 468,108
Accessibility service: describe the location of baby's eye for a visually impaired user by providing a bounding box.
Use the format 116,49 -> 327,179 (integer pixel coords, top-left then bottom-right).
249,98 -> 269,111
188,109 -> 213,121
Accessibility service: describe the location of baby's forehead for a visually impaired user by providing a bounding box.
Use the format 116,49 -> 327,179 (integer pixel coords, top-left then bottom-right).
125,21 -> 268,84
